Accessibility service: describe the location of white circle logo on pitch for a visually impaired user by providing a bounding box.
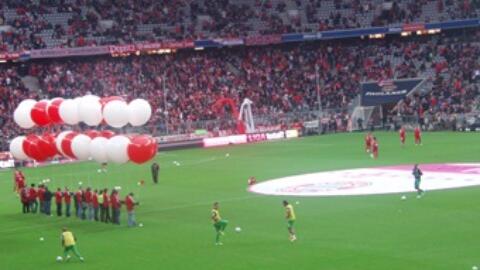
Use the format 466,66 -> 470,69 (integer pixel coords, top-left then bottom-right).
249,163 -> 480,197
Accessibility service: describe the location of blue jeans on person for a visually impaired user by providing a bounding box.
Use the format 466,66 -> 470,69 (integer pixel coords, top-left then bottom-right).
127,211 -> 136,227
39,201 -> 44,213
44,200 -> 51,215
65,203 -> 71,217
88,204 -> 94,220
77,202 -> 83,218
112,208 -> 120,225
30,200 -> 38,213
81,202 -> 87,220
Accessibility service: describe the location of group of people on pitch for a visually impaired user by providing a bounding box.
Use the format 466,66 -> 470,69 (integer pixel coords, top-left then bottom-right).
364,126 -> 422,159
15,170 -> 140,227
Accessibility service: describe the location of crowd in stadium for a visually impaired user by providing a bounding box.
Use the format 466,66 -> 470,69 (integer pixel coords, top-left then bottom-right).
0,0 -> 479,51
15,169 -> 140,227
1,28 -> 480,151
0,2 -> 478,152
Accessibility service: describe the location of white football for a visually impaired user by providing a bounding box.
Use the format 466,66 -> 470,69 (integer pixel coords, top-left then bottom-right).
401,195 -> 407,200
56,256 -> 63,262
235,227 -> 242,232
39,237 -> 44,241
139,223 -> 144,227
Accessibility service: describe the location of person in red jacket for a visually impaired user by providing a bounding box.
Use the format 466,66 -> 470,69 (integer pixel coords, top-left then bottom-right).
64,187 -> 72,217
75,189 -> 84,219
20,187 -> 30,213
37,185 -> 45,213
399,126 -> 406,146
101,188 -> 111,223
55,188 -> 63,216
110,190 -> 121,225
85,187 -> 93,221
29,184 -> 38,213
125,193 -> 139,227
92,189 -> 99,221
414,126 -> 422,145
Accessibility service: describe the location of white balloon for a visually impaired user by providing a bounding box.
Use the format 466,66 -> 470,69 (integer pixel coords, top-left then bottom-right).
55,131 -> 71,156
71,134 -> 92,161
103,100 -> 129,128
128,99 -> 152,126
59,99 -> 80,125
106,135 -> 130,164
9,136 -> 28,160
90,137 -> 109,163
13,99 -> 37,129
78,95 -> 102,126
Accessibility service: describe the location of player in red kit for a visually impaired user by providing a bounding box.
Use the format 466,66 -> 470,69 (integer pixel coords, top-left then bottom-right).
414,126 -> 422,145
371,137 -> 379,159
365,132 -> 372,153
399,126 -> 406,146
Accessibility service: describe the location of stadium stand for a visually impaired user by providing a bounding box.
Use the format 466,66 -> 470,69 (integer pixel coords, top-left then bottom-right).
0,1 -> 479,50
0,1 -> 480,151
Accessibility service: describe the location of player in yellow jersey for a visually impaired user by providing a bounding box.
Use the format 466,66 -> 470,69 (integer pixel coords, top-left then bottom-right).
283,200 -> 297,242
211,202 -> 228,245
61,227 -> 84,262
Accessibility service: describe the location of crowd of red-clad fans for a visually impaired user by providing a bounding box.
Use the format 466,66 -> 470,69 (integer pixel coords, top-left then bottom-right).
1,28 -> 480,150
0,0 -> 479,51
15,169 -> 140,227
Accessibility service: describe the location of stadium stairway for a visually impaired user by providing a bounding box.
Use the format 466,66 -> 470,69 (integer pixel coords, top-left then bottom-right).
21,76 -> 41,94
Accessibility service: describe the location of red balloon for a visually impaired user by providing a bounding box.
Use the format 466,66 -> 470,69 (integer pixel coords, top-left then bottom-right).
31,101 -> 51,126
38,134 -> 57,158
22,134 -> 48,161
100,130 -> 115,139
127,135 -> 158,164
47,98 -> 64,124
85,130 -> 101,139
61,132 -> 78,159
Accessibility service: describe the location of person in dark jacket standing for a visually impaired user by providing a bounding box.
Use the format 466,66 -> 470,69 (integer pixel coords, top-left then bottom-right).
55,188 -> 63,216
43,187 -> 53,216
151,162 -> 159,184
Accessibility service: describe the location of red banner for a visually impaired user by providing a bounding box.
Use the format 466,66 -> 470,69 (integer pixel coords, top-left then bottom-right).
245,34 -> 282,46
402,23 -> 425,32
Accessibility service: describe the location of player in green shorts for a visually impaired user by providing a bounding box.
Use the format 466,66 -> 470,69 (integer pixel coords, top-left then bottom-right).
413,164 -> 424,198
211,202 -> 228,245
61,227 -> 84,262
283,200 -> 297,242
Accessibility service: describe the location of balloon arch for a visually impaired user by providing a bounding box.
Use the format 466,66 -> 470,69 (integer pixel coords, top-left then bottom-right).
212,98 -> 246,134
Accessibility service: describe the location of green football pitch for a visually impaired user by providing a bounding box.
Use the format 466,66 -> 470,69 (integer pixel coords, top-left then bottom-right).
1,131 -> 479,270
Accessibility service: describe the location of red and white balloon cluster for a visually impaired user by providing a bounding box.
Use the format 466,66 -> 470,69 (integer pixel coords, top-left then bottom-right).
9,131 -> 157,164
10,95 -> 157,165
13,95 -> 152,129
